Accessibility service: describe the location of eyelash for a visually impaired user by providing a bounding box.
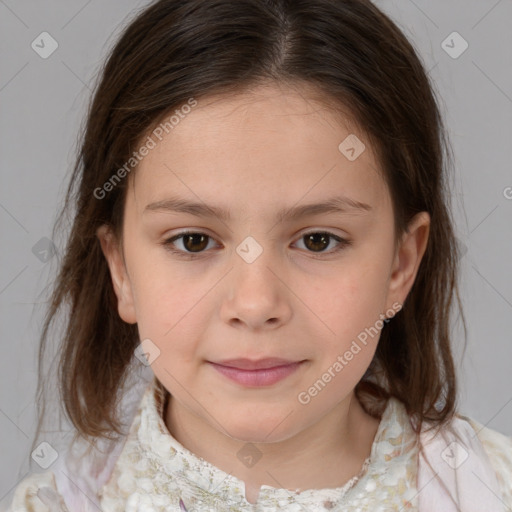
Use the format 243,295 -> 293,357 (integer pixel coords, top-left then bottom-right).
161,230 -> 352,259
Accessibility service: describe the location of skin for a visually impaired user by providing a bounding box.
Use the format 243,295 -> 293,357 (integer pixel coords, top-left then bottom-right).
97,82 -> 430,505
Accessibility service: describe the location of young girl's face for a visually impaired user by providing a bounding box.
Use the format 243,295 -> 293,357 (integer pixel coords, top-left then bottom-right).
99,83 -> 428,443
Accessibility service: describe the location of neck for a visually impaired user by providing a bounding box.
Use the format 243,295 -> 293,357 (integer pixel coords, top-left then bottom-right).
165,391 -> 381,504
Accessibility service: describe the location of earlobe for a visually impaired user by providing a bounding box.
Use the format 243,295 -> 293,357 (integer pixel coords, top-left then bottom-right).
387,212 -> 430,307
96,224 -> 137,324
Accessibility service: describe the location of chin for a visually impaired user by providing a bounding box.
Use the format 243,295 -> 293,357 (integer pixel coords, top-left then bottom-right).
218,411 -> 300,445
227,428 -> 290,445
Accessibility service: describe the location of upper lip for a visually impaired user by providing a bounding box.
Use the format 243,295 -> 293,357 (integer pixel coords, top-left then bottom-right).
210,358 -> 303,370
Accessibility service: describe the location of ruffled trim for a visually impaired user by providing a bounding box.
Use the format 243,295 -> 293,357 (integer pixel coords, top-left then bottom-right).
143,380 -> 371,503
52,364 -> 155,511
98,377 -> 420,510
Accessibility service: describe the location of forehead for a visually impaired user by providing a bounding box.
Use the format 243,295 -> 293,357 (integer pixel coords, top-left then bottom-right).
128,83 -> 389,216
145,83 -> 364,152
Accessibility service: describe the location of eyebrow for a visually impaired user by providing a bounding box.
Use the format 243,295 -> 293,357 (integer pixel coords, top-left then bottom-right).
143,194 -> 372,222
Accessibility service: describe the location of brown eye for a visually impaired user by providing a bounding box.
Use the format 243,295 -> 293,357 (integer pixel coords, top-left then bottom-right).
293,231 -> 351,257
295,231 -> 348,253
181,233 -> 209,252
163,232 -> 216,255
303,232 -> 331,252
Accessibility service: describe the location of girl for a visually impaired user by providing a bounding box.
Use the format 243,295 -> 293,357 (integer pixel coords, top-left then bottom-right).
6,0 -> 512,510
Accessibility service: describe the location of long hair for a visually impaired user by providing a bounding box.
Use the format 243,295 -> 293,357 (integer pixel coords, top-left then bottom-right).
33,0 -> 465,453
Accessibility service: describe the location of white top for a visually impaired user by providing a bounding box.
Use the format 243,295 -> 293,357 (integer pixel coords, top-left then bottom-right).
6,375 -> 512,511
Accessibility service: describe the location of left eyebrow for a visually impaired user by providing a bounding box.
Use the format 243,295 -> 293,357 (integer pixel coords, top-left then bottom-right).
143,194 -> 372,222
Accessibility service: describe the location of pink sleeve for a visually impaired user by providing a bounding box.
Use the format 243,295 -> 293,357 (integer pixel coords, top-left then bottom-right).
52,369 -> 154,511
417,415 -> 507,512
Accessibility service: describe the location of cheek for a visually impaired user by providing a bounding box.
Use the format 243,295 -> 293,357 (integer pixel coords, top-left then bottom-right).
299,266 -> 388,389
130,250 -> 199,316
126,245 -> 230,365
303,261 -> 389,333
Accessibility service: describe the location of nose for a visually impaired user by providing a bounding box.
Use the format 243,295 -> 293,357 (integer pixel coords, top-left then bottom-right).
220,244 -> 292,331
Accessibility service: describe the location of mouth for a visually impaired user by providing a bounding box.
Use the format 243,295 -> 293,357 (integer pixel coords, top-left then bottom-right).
210,357 -> 304,370
207,358 -> 306,387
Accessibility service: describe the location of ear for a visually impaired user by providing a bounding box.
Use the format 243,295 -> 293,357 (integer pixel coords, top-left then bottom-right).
386,211 -> 430,310
96,224 -> 137,324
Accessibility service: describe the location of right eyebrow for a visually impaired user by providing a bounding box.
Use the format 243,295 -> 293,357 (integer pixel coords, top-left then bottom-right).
143,194 -> 372,223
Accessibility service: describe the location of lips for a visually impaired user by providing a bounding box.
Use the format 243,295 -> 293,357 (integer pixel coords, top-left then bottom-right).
211,357 -> 302,370
207,358 -> 306,387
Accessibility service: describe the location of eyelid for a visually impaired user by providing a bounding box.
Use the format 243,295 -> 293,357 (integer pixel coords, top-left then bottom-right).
295,229 -> 351,257
161,228 -> 351,257
163,230 -> 221,255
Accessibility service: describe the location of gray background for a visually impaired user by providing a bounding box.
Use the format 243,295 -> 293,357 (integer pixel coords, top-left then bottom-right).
1,0 -> 511,504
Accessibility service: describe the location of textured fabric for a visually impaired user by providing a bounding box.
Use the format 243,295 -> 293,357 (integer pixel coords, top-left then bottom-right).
98,378 -> 419,511
417,414 -> 510,511
467,417 -> 512,507
5,375 -> 512,512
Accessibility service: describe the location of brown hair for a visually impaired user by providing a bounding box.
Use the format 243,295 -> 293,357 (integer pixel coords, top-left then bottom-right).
34,0 -> 465,451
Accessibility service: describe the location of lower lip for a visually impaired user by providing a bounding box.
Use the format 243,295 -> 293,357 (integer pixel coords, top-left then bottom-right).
208,361 -> 304,387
